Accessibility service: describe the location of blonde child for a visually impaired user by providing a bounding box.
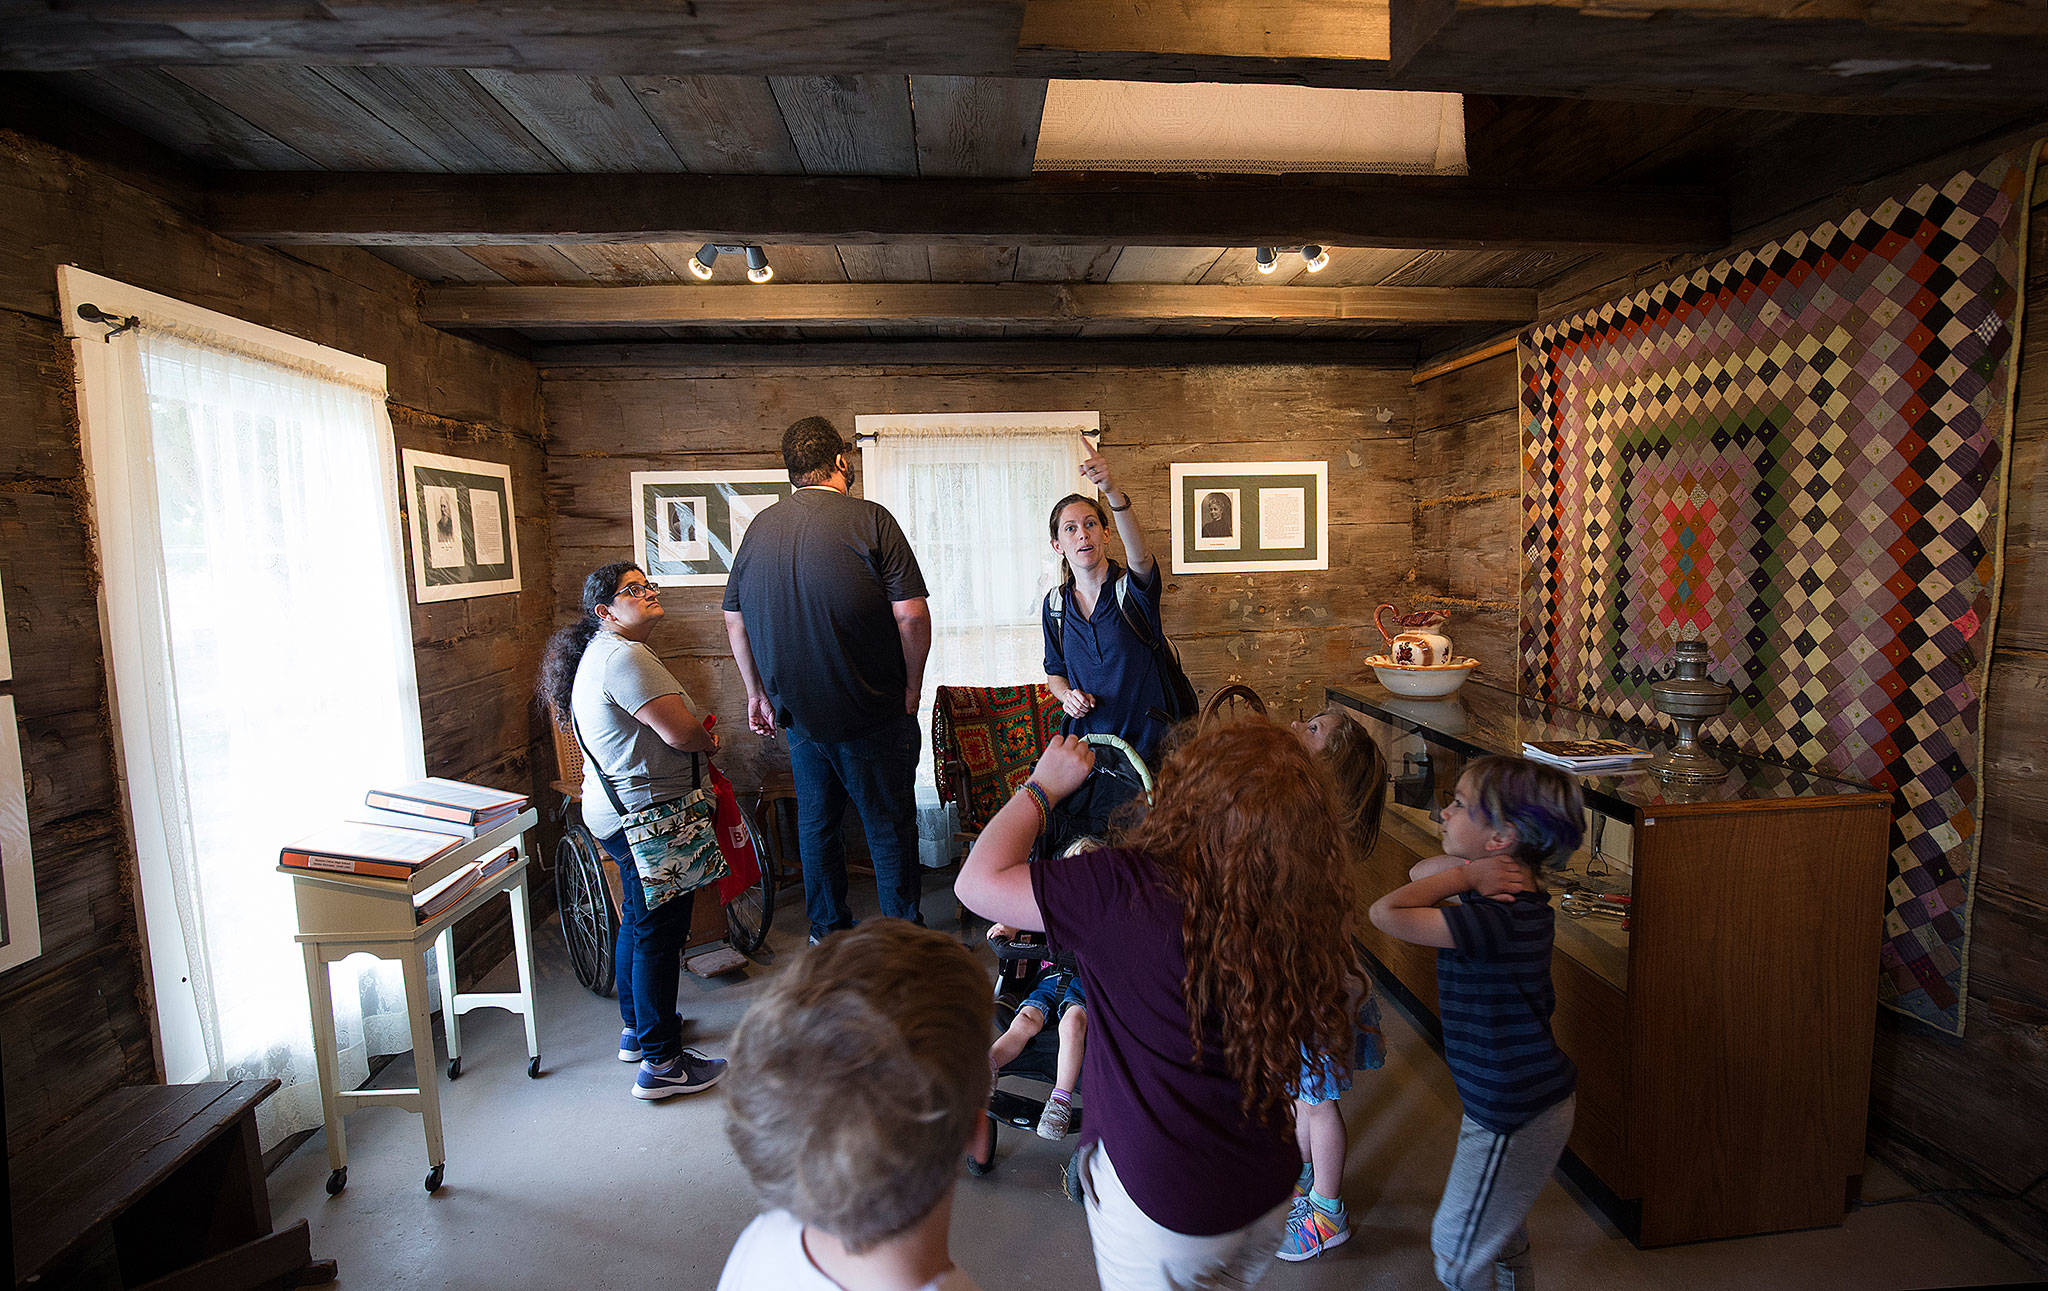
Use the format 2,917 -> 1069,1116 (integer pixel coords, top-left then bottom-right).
1276,708 -> 1390,1261
719,919 -> 992,1291
1369,755 -> 1584,1291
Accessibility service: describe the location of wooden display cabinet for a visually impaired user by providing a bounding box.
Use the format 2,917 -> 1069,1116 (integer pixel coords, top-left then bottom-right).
1328,680 -> 1893,1246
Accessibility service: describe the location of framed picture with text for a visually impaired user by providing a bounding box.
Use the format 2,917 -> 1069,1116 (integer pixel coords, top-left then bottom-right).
1169,460 -> 1329,574
401,449 -> 521,602
0,695 -> 40,974
631,469 -> 795,586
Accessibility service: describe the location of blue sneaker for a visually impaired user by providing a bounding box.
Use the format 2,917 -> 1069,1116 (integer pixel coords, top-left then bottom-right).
633,1048 -> 726,1100
618,1027 -> 642,1063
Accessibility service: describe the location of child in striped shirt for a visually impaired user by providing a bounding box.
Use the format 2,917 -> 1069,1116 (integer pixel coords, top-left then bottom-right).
1369,755 -> 1584,1291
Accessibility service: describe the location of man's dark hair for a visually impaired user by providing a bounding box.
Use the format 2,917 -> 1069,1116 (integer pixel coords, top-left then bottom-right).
783,417 -> 850,487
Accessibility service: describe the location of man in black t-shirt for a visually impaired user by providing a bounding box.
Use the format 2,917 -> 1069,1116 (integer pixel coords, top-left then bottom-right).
723,417 -> 933,943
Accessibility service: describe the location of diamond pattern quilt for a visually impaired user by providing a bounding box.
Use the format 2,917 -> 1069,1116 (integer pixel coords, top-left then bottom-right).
1518,148 -> 2036,1034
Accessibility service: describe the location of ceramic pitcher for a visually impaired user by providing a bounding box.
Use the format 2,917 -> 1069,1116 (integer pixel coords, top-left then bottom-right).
1375,603 -> 1454,667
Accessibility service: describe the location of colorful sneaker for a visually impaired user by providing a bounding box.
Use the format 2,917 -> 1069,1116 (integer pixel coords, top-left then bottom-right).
618,1028 -> 643,1063
1035,1097 -> 1073,1140
1291,1163 -> 1314,1204
1276,1195 -> 1349,1262
633,1048 -> 727,1100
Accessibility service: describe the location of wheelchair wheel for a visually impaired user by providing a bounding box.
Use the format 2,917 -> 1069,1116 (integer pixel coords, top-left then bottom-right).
724,809 -> 777,955
555,825 -> 618,997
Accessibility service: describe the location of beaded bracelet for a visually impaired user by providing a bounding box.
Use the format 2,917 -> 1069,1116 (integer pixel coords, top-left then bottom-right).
1020,780 -> 1052,834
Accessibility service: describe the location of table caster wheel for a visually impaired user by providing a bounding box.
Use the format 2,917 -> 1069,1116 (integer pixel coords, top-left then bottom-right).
446,1056 -> 461,1080
425,1164 -> 444,1193
528,1055 -> 542,1079
325,1167 -> 347,1196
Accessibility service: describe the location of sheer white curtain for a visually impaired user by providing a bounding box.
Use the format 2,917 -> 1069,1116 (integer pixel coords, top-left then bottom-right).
65,268 -> 425,1146
858,413 -> 1093,865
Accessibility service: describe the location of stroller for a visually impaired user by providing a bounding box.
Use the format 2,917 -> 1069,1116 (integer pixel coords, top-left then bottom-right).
969,733 -> 1153,1200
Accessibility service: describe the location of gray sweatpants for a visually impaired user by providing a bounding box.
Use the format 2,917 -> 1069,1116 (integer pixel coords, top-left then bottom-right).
1430,1093 -> 1575,1291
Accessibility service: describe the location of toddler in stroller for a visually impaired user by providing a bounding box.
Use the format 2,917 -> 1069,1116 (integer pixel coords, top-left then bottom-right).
965,734 -> 1152,1193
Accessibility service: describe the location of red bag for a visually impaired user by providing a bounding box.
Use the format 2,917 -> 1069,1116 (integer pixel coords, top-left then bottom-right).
702,716 -> 762,905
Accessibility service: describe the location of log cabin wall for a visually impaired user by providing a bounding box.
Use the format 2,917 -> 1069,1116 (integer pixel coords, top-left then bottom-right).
1410,349 -> 1522,671
542,359 -> 1416,790
0,128 -> 552,1150
1404,155 -> 2048,1266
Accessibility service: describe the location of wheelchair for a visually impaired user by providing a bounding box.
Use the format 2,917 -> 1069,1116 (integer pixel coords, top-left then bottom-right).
968,732 -> 1153,1200
549,716 -> 776,995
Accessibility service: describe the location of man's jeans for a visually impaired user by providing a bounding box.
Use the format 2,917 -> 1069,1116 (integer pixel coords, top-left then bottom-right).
786,713 -> 923,940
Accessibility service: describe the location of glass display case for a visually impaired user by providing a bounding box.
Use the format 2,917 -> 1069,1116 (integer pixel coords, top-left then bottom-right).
1328,678 -> 1893,1246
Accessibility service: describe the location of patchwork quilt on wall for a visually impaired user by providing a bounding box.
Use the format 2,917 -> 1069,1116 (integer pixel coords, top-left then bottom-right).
1519,146 -> 2037,1034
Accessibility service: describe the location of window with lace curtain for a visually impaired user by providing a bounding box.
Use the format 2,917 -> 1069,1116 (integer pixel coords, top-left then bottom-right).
59,267 -> 426,1146
857,412 -> 1095,866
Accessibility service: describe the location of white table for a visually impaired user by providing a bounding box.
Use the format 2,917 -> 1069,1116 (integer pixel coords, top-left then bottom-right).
285,808 -> 541,1195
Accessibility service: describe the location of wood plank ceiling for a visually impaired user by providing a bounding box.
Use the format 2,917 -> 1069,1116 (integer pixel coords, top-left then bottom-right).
22,64 -> 1623,345
18,15 -> 2043,351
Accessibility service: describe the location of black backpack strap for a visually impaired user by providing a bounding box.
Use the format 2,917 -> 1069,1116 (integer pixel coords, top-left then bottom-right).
1043,583 -> 1068,670
568,709 -> 631,822
571,707 -> 699,821
1109,571 -> 1159,649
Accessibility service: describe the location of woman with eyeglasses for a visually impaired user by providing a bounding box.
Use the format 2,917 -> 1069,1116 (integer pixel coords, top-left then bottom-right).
539,562 -> 728,1101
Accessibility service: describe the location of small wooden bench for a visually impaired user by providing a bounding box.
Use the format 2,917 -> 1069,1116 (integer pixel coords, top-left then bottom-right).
10,1078 -> 335,1289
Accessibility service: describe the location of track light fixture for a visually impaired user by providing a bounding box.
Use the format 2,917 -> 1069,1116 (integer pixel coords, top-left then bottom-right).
1249,246 -> 1334,275
688,243 -> 774,283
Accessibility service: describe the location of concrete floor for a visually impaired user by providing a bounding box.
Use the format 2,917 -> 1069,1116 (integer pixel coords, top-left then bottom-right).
270,880 -> 2038,1290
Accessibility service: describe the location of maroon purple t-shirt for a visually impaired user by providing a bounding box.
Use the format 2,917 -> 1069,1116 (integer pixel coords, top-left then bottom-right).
1031,846 -> 1298,1236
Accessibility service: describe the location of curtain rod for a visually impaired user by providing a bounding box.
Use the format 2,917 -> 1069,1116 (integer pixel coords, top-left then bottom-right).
76,303 -> 140,342
852,427 -> 1103,446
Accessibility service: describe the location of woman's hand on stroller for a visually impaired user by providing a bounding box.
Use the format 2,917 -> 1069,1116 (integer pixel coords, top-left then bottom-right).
1031,735 -> 1095,802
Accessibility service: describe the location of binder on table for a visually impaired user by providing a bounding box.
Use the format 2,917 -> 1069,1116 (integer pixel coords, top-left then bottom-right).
363,777 -> 529,826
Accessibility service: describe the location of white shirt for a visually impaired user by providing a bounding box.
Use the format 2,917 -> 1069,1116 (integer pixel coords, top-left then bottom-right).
716,1210 -> 982,1291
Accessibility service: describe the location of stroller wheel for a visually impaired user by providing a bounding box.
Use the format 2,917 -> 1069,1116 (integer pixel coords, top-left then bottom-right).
1063,1147 -> 1084,1204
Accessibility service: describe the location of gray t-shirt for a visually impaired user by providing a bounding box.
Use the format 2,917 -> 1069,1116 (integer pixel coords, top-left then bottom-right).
571,630 -> 700,839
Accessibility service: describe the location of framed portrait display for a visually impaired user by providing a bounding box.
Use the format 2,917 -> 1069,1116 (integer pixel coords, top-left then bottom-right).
631,469 -> 795,586
0,696 -> 40,974
401,449 -> 521,602
1169,460 -> 1328,574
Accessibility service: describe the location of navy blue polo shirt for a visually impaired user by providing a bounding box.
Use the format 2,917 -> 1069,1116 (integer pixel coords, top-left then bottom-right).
1041,560 -> 1170,763
1437,889 -> 1577,1132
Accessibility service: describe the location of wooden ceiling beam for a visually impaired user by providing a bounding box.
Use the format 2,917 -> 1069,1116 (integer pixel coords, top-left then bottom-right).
208,172 -> 1728,253
6,1 -> 2046,111
419,282 -> 1537,328
531,337 -> 1424,368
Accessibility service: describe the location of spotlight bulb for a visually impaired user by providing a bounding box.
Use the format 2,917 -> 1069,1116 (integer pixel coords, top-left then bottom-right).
688,244 -> 717,280
1255,246 -> 1278,274
744,245 -> 773,284
1301,245 -> 1329,272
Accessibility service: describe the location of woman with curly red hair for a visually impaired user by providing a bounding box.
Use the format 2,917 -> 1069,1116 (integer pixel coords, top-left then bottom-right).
955,720 -> 1360,1290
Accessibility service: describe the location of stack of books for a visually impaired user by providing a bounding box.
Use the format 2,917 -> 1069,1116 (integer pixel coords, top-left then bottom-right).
360,777 -> 528,836
413,846 -> 520,922
1521,738 -> 1653,774
278,778 -> 530,882
279,820 -> 465,880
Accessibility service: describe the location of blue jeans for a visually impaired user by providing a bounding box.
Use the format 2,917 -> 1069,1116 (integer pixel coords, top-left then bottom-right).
598,830 -> 696,1066
786,713 -> 923,940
